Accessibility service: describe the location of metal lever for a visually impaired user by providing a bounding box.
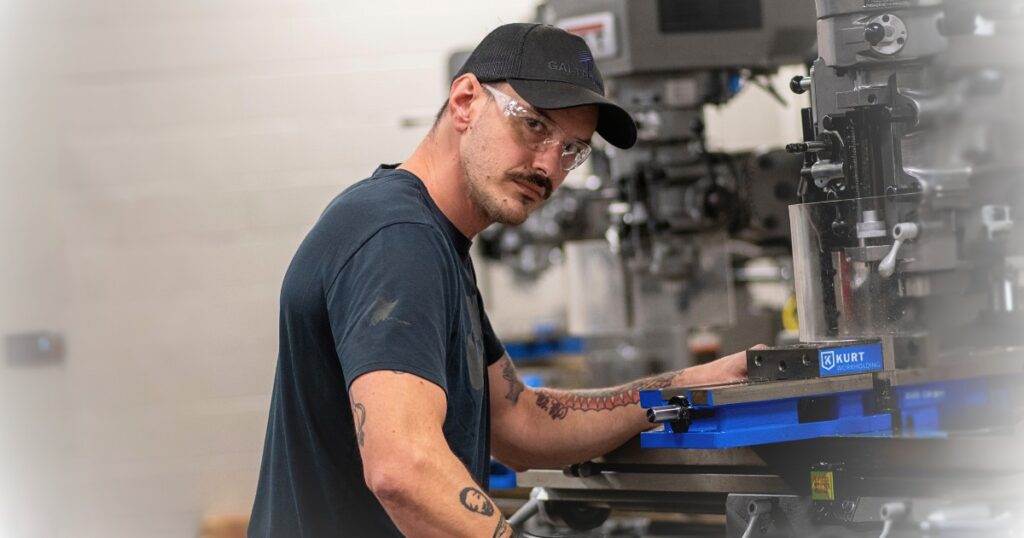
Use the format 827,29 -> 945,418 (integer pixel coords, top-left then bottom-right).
879,222 -> 920,278
646,396 -> 693,432
647,405 -> 683,423
786,140 -> 829,154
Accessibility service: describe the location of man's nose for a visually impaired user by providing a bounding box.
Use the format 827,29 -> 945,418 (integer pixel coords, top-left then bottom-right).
531,143 -> 562,181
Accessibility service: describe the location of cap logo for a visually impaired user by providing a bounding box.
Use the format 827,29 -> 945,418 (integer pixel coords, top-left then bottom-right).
546,52 -> 596,83
578,50 -> 595,77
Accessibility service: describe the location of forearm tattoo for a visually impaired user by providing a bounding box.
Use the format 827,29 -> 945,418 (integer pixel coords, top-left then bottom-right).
352,402 -> 367,446
534,371 -> 678,420
459,486 -> 495,516
501,358 -> 525,404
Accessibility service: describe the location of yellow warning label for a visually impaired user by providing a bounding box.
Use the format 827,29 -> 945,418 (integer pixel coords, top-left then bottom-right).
810,471 -> 835,501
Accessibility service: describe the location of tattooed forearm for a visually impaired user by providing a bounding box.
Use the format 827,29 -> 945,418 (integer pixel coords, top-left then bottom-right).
535,390 -> 569,419
501,357 -> 525,404
534,371 -> 678,420
459,486 -> 495,516
493,517 -> 513,538
352,402 -> 367,446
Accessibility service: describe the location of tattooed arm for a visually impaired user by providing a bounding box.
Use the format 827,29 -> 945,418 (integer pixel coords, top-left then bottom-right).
489,348 -> 756,470
350,371 -> 514,537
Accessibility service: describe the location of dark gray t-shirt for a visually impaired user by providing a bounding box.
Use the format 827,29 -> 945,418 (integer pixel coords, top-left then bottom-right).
249,165 -> 505,537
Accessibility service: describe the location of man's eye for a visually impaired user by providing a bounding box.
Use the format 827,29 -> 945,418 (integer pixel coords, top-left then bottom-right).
564,141 -> 584,154
524,117 -> 547,134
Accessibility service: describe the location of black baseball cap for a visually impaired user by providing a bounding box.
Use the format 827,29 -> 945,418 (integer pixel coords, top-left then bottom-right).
454,23 -> 637,149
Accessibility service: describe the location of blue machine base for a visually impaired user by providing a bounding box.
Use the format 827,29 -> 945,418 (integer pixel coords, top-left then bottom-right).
641,414 -> 892,449
639,389 -> 893,449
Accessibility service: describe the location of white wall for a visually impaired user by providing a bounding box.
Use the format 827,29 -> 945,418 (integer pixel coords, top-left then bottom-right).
0,2 -> 537,537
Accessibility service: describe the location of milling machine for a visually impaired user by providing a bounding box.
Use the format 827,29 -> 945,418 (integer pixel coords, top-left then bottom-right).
513,1 -> 1024,536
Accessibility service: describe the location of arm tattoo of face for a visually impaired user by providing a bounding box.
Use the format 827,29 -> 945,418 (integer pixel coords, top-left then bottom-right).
534,371 -> 678,420
493,517 -> 513,538
352,402 -> 367,447
459,486 -> 495,516
501,358 -> 525,404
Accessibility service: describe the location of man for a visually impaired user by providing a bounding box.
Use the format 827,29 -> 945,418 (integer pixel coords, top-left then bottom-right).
249,23 -> 751,537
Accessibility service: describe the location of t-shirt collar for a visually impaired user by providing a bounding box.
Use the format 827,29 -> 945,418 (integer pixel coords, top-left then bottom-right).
375,164 -> 473,259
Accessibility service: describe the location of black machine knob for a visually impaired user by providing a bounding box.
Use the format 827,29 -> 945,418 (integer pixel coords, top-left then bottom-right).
864,22 -> 886,45
790,75 -> 810,95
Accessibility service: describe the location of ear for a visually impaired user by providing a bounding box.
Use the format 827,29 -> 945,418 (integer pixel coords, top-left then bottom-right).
448,74 -> 483,133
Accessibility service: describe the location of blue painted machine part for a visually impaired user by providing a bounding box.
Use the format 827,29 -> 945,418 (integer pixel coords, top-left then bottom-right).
895,377 -> 1012,436
505,336 -> 586,362
639,374 -> 1016,449
520,374 -> 544,389
489,460 -> 517,490
640,389 -> 892,449
728,72 -> 743,95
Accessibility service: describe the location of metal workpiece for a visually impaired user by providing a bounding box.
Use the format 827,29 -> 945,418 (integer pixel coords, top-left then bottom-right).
662,374 -> 875,406
744,340 -> 890,382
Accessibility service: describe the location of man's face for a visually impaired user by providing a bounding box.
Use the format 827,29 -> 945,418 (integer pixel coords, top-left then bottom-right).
460,83 -> 598,226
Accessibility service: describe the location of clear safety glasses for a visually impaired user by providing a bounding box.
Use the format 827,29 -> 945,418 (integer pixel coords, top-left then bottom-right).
483,84 -> 592,172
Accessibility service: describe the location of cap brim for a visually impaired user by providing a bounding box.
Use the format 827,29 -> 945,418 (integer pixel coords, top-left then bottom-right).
507,79 -> 637,150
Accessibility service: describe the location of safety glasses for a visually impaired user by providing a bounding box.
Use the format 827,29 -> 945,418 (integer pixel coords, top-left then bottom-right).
483,84 -> 592,172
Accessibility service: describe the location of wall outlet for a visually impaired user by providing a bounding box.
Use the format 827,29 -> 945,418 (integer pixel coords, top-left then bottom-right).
5,331 -> 65,366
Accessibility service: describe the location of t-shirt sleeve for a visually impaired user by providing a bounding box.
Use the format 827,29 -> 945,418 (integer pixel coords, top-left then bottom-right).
326,223 -> 455,393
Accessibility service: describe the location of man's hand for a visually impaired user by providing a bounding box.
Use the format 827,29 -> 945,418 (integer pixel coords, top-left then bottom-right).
672,344 -> 766,387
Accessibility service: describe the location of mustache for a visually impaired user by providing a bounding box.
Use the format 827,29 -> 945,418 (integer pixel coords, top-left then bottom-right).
506,172 -> 553,200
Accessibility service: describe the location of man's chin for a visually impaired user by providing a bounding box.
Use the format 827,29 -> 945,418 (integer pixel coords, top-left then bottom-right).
492,211 -> 528,226
489,202 -> 531,226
